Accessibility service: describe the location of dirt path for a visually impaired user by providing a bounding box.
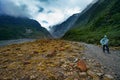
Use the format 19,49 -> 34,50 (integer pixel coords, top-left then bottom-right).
81,43 -> 120,80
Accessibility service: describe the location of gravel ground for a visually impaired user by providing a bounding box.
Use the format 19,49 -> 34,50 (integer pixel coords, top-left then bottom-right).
82,43 -> 120,80
0,39 -> 119,80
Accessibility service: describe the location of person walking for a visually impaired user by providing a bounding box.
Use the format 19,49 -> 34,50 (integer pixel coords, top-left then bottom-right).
100,35 -> 110,53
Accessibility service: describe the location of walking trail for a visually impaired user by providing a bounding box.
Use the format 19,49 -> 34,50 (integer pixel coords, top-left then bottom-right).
81,43 -> 120,80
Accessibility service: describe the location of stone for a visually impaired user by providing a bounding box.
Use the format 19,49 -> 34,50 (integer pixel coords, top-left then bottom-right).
64,45 -> 70,49
15,48 -> 21,50
74,58 -> 78,63
23,61 -> 31,65
71,71 -> 80,79
55,72 -> 64,80
59,47 -> 65,51
17,54 -> 23,57
8,62 -> 18,69
95,62 -> 101,67
33,51 -> 39,54
30,75 -> 38,79
46,50 -> 56,57
20,76 -> 30,80
96,72 -> 104,76
77,60 -> 87,72
82,57 -> 86,60
79,72 -> 87,78
65,77 -> 73,80
87,70 -> 99,80
103,74 -> 114,80
74,78 -> 79,80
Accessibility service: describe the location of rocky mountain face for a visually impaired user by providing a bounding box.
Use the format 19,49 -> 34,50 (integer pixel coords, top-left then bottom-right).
0,15 -> 52,40
50,14 -> 80,38
50,1 -> 96,38
63,0 -> 120,46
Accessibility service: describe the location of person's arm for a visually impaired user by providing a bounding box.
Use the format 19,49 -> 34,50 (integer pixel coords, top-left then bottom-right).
100,39 -> 103,45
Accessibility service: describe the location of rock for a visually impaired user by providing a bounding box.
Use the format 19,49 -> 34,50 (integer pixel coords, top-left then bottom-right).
20,76 -> 30,80
8,62 -> 18,69
15,48 -> 21,50
30,75 -> 38,79
23,61 -> 31,65
55,72 -> 64,80
59,47 -> 65,51
1,65 -> 7,69
74,58 -> 78,63
87,70 -> 99,80
77,60 -> 87,72
46,50 -> 56,57
6,48 -> 10,51
48,76 -> 56,80
96,72 -> 104,76
103,74 -> 114,80
70,71 -> 80,79
82,57 -> 86,60
65,77 -> 73,80
64,45 -> 70,49
17,54 -> 23,57
3,77 -> 12,80
65,72 -> 73,76
67,57 -> 75,62
3,53 -> 9,56
74,78 -> 79,80
33,51 -> 39,54
79,72 -> 87,78
95,62 -> 101,67
42,49 -> 46,52
2,59 -> 9,63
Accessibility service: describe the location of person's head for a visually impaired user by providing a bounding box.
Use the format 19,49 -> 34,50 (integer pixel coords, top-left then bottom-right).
104,35 -> 107,38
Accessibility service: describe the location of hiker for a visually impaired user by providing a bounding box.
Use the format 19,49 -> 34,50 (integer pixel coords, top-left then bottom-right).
100,35 -> 110,53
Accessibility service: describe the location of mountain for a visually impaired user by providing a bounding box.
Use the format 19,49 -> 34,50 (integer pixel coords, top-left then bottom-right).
50,14 -> 79,38
50,2 -> 97,38
0,15 -> 52,40
63,0 -> 120,46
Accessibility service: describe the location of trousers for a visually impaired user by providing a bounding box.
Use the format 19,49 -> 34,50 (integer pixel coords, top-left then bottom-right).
103,45 -> 109,53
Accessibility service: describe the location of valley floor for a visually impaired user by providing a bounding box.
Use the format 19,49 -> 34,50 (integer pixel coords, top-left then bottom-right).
0,39 -> 119,80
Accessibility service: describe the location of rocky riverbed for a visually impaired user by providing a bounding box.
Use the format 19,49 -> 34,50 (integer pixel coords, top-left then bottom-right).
0,39 -> 115,80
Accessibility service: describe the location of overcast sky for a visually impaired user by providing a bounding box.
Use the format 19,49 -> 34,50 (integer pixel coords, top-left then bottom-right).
0,0 -> 94,29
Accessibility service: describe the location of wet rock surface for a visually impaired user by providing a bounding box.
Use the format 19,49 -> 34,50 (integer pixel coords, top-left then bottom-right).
0,39 -> 116,80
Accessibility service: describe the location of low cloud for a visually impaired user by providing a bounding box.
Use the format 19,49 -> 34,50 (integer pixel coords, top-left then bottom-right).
0,0 -> 94,29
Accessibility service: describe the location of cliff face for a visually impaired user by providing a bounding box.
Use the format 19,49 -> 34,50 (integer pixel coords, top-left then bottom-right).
50,14 -> 80,38
50,1 -> 97,38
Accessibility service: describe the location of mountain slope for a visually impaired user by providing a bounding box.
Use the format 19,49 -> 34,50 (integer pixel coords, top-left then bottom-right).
63,0 -> 120,46
50,14 -> 79,38
50,2 -> 97,38
0,15 -> 52,40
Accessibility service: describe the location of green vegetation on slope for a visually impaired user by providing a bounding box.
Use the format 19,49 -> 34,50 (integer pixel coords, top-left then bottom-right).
0,15 -> 51,40
63,0 -> 120,46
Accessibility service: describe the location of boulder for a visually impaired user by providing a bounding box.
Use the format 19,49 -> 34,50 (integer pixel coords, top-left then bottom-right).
77,60 -> 87,72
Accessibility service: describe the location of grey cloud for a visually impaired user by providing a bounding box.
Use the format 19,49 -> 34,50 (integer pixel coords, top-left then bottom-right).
38,7 -> 44,12
42,20 -> 48,24
0,0 -> 94,28
47,10 -> 54,14
0,0 -> 30,17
